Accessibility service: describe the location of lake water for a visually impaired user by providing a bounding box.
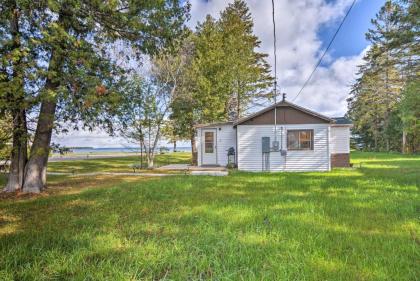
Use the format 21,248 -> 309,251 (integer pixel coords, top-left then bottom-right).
70,147 -> 192,154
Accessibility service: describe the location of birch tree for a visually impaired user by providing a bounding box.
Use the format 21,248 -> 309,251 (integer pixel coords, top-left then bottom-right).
117,45 -> 188,168
118,77 -> 173,168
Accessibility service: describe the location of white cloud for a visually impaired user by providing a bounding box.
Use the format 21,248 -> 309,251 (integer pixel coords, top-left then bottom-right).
188,0 -> 362,117
53,129 -> 129,148
54,0 -> 366,147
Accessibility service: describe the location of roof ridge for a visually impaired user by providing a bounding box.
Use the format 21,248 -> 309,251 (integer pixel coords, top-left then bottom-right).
234,100 -> 333,126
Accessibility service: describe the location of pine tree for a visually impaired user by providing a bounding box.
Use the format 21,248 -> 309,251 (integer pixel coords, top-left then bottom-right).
191,15 -> 228,123
388,0 -> 419,81
399,80 -> 420,153
188,0 -> 273,123
168,1 -> 272,159
367,1 -> 405,150
219,0 -> 272,119
347,0 -> 418,152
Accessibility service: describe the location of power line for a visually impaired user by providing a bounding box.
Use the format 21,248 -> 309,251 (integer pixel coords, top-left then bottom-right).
271,0 -> 278,142
245,0 -> 278,115
292,0 -> 357,102
271,0 -> 278,103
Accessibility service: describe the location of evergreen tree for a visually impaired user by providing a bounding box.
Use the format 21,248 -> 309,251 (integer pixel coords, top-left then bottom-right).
367,1 -> 404,151
190,1 -> 272,122
219,0 -> 272,119
191,15 -> 228,123
348,46 -> 403,151
1,0 -> 190,192
399,80 -> 420,153
169,1 -> 273,159
347,0 -> 418,153
388,0 -> 419,81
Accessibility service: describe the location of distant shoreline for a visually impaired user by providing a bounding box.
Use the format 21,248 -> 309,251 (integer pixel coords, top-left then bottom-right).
56,147 -> 192,155
49,151 -> 189,162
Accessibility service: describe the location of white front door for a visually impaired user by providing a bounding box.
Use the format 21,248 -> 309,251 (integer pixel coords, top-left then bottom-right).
202,129 -> 217,165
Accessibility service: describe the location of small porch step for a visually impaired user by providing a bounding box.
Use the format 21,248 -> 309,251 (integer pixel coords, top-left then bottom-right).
157,164 -> 227,172
191,170 -> 228,176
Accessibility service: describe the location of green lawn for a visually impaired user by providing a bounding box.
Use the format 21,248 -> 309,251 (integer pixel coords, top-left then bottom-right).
0,152 -> 419,280
47,152 -> 191,174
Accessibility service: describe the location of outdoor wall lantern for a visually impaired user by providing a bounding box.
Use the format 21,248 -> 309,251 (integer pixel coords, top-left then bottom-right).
227,147 -> 236,168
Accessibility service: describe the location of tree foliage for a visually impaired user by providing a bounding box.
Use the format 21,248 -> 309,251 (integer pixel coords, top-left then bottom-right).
0,115 -> 12,160
0,0 -> 190,192
188,1 -> 272,123
117,73 -> 174,168
167,0 -> 272,155
347,0 -> 419,153
399,80 -> 420,152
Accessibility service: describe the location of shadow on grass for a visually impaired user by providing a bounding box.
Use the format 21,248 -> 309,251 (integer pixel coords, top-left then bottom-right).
0,152 -> 418,280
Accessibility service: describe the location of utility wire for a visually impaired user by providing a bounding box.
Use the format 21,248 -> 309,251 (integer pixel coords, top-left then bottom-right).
292,0 -> 357,102
271,0 -> 278,103
272,0 -> 278,142
246,0 -> 278,114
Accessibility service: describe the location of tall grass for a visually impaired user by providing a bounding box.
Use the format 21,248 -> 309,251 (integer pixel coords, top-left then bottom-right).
0,152 -> 418,280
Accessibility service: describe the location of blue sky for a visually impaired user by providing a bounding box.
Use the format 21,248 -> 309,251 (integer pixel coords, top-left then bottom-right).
55,0 -> 386,148
319,0 -> 384,59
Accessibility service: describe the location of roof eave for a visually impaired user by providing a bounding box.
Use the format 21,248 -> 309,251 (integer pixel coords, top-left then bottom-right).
194,121 -> 233,128
234,100 -> 334,126
331,123 -> 353,127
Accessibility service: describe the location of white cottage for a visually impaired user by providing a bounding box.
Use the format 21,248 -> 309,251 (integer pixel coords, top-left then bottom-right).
195,100 -> 351,172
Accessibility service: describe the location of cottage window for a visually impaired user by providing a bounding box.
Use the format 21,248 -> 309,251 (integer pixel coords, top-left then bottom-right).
204,132 -> 214,153
287,130 -> 313,150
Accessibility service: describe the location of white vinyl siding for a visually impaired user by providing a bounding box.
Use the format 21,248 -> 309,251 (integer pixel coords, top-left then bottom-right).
196,128 -> 202,166
330,126 -> 350,154
216,125 -> 236,166
237,124 -> 330,172
197,125 -> 236,166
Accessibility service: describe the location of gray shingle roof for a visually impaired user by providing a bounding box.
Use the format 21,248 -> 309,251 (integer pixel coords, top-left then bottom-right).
332,117 -> 352,125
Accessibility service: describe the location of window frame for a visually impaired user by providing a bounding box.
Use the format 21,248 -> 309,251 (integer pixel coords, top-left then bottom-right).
287,129 -> 314,151
204,131 -> 215,154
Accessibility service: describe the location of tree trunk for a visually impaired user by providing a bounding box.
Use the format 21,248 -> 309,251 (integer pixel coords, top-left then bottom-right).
147,152 -> 154,168
373,122 -> 379,151
23,90 -> 57,193
140,141 -> 143,168
173,141 -> 177,152
191,128 -> 197,165
237,81 -> 240,119
384,111 -> 390,152
4,109 -> 27,192
402,129 -> 407,154
191,128 -> 197,154
4,4 -> 28,192
21,6 -> 69,193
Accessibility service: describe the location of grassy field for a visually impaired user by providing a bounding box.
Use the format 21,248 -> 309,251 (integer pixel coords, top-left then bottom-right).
0,152 -> 419,280
47,152 -> 191,174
